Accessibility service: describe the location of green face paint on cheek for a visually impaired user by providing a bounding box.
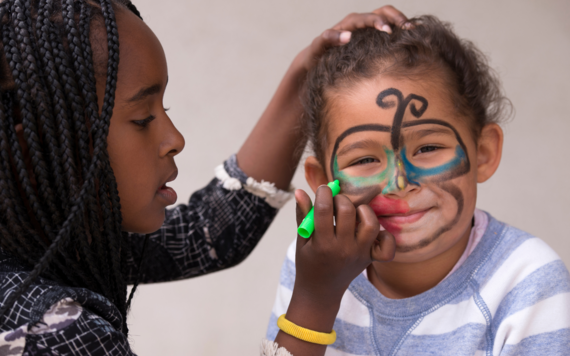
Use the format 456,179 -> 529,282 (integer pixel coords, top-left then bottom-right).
333,146 -> 395,189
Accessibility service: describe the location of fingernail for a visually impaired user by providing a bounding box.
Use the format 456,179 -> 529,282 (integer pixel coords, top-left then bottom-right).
379,225 -> 386,231
381,25 -> 392,34
403,22 -> 412,30
339,31 -> 351,43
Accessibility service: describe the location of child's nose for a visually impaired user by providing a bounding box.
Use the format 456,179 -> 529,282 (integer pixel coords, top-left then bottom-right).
382,158 -> 416,196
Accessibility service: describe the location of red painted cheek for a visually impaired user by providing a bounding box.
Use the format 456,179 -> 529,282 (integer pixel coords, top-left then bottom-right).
369,195 -> 409,216
369,196 -> 410,234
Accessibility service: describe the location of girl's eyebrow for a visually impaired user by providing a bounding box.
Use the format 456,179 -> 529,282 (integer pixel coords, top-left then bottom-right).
127,83 -> 162,102
406,127 -> 453,140
336,139 -> 383,157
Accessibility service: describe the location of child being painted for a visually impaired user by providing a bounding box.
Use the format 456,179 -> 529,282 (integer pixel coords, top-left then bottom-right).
0,0 -> 411,354
267,16 -> 570,356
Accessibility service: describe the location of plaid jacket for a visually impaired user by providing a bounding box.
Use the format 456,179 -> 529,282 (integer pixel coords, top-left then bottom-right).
0,156 -> 288,355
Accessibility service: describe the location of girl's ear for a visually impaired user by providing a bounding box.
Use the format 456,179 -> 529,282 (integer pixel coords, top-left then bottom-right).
304,156 -> 329,193
476,123 -> 503,183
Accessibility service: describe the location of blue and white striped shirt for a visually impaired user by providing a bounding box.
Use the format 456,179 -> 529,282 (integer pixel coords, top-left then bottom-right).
267,212 -> 570,355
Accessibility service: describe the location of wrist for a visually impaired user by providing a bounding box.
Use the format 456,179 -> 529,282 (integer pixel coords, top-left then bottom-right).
285,290 -> 342,333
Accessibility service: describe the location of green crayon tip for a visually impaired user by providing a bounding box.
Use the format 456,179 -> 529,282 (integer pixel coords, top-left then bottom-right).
297,180 -> 340,238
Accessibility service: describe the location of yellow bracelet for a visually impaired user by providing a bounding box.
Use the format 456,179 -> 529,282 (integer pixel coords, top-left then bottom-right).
277,314 -> 337,345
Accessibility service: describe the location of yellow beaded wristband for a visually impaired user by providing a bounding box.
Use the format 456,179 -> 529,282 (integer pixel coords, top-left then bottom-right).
277,314 -> 337,345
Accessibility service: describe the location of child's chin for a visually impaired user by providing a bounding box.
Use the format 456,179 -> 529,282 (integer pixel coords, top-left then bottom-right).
392,230 -> 439,254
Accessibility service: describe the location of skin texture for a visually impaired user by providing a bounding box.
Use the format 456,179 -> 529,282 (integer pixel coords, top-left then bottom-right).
304,75 -> 503,302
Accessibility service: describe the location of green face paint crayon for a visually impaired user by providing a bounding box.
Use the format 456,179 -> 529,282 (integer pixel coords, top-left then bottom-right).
297,180 -> 341,238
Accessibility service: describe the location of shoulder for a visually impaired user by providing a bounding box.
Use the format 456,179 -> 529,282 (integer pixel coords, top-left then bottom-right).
471,216 -> 570,328
473,216 -> 567,291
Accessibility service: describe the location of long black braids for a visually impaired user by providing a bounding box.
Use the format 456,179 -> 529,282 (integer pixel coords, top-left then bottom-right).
0,0 -> 146,334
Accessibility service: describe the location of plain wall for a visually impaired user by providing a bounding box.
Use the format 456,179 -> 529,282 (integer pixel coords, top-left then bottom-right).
126,1 -> 570,354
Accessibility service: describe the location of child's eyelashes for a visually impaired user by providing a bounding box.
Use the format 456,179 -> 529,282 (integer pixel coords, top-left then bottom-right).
415,145 -> 442,155
350,157 -> 379,166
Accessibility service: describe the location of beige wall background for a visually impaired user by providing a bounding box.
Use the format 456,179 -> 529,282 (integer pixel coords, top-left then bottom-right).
126,0 -> 570,354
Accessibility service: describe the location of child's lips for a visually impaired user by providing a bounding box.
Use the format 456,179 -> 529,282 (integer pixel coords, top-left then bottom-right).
368,195 -> 430,233
377,209 -> 430,225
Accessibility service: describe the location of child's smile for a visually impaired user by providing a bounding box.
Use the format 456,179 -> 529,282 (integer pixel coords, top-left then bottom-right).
318,76 -> 478,262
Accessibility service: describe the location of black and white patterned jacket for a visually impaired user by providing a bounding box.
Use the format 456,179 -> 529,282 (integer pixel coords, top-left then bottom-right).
0,155 -> 292,355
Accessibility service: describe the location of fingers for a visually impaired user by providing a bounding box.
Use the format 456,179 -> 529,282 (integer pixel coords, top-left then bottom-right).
313,184 -> 335,242
295,189 -> 313,227
332,6 -> 409,34
355,205 -> 380,250
295,189 -> 313,248
308,29 -> 351,63
332,12 -> 393,33
372,5 -> 409,28
371,230 -> 396,262
333,194 -> 356,241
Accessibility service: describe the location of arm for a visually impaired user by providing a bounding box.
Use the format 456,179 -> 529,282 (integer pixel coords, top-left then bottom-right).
237,6 -> 409,190
273,187 -> 396,356
125,155 -> 283,284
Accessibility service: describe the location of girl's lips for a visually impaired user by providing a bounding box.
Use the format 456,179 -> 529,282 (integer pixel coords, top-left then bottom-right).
369,195 -> 409,216
157,185 -> 177,205
377,209 -> 430,234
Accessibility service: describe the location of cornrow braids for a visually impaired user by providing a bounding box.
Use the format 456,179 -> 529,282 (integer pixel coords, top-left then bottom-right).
0,0 -> 145,334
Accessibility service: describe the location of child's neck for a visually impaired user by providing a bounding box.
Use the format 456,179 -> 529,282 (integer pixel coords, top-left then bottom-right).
367,226 -> 471,299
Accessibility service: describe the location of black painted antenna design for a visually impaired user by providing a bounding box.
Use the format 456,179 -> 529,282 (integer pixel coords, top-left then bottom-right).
376,88 -> 428,150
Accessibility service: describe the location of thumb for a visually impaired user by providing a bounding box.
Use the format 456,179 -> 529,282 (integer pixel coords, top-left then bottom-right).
295,189 -> 313,227
371,229 -> 396,262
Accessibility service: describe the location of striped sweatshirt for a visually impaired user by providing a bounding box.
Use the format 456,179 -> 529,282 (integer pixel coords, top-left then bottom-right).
266,212 -> 570,355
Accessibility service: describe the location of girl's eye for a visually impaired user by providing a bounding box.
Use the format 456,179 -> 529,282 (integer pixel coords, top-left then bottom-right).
352,157 -> 378,166
416,145 -> 440,154
133,115 -> 156,128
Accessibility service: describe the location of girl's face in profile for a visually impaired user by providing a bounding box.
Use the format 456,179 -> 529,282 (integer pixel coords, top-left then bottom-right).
99,8 -> 185,234
311,75 -> 482,263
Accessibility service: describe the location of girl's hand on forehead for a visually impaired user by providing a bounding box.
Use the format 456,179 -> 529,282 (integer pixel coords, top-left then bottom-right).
299,5 -> 408,71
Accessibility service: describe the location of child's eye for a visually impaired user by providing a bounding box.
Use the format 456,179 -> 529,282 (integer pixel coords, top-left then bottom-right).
416,145 -> 440,154
133,115 -> 156,128
351,157 -> 378,166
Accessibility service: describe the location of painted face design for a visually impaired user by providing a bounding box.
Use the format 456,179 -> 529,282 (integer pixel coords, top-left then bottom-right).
330,88 -> 471,251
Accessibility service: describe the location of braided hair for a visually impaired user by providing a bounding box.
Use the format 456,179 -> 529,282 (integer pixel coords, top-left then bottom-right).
0,0 -> 146,334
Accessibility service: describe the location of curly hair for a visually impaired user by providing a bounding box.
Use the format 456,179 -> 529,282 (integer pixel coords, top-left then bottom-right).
0,0 -> 145,334
303,15 -> 512,166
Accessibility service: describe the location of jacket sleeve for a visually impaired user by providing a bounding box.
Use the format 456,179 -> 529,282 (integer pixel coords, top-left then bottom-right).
124,155 -> 293,284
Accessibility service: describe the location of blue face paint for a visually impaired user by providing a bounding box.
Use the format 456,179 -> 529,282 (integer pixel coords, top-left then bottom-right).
401,145 -> 468,185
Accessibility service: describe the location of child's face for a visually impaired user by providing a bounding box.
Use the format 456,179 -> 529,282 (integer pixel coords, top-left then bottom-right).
101,9 -> 185,234
308,76 -> 491,263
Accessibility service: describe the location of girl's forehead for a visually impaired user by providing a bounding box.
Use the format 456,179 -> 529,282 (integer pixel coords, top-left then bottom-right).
325,76 -> 471,150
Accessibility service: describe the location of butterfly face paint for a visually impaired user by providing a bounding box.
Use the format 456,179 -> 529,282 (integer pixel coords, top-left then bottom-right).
329,87 -> 472,251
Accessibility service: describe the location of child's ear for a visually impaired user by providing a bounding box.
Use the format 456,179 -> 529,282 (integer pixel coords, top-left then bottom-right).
304,156 -> 329,193
476,123 -> 503,183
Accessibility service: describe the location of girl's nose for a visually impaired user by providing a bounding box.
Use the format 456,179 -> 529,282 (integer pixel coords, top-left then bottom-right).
159,115 -> 185,157
382,158 -> 416,196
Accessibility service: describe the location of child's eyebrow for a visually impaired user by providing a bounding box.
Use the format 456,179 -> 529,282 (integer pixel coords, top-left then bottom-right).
127,84 -> 162,103
336,139 -> 383,158
405,126 -> 453,140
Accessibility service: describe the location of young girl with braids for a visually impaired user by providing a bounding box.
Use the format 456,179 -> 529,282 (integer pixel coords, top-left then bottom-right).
0,0 -> 410,354
266,16 -> 570,356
